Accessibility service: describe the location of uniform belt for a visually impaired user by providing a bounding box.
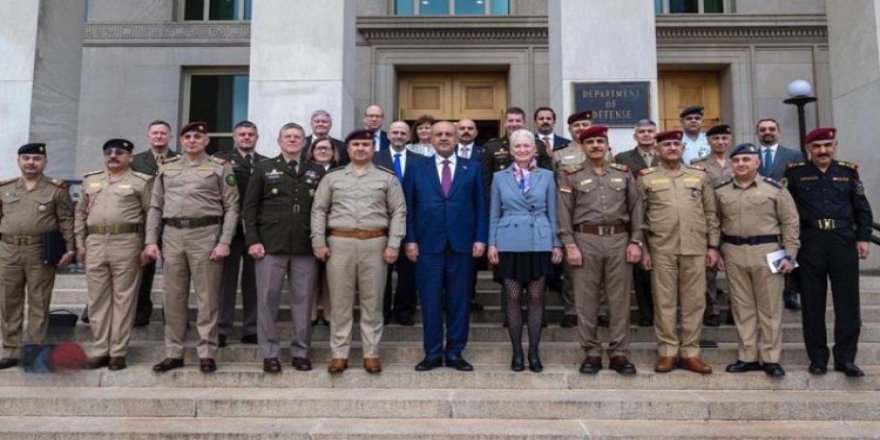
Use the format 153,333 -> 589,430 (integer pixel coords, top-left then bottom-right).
87,224 -> 143,234
163,217 -> 222,229
329,229 -> 388,240
574,223 -> 626,236
802,218 -> 851,231
0,234 -> 42,245
721,234 -> 779,246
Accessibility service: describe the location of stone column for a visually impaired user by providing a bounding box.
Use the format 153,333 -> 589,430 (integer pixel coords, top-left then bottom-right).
826,0 -> 880,270
248,0 -> 356,154
548,0 -> 658,154
0,0 -> 84,179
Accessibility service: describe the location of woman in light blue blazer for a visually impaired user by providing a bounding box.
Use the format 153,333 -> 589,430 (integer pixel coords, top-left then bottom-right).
487,129 -> 563,373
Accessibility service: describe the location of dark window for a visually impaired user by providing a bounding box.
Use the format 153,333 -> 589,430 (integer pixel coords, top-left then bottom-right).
187,73 -> 249,154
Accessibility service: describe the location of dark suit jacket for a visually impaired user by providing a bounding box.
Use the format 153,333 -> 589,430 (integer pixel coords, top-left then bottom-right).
456,143 -> 485,162
761,145 -> 803,181
131,148 -> 179,176
614,146 -> 660,177
404,157 -> 489,254
373,148 -> 427,180
212,149 -> 267,211
369,130 -> 390,152
304,135 -> 349,166
536,134 -> 572,151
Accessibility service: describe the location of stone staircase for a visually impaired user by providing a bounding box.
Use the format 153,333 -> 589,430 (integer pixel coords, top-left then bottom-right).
0,272 -> 878,438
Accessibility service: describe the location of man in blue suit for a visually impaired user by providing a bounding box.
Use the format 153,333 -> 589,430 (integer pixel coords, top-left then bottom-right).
363,104 -> 390,152
374,121 -> 427,325
404,121 -> 489,372
534,107 -> 571,151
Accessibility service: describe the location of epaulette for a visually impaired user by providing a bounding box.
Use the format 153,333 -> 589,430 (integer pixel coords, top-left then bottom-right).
836,160 -> 859,172
83,170 -> 104,178
376,165 -> 396,175
209,156 -> 228,165
690,157 -> 707,164
163,156 -> 181,164
762,177 -> 783,189
563,163 -> 584,175
609,163 -> 629,173
131,171 -> 153,181
0,177 -> 18,186
638,167 -> 657,176
786,161 -> 806,169
49,178 -> 68,188
685,164 -> 706,172
714,179 -> 733,190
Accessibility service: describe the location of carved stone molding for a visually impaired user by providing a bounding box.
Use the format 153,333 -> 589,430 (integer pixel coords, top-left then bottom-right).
656,15 -> 827,44
83,22 -> 250,47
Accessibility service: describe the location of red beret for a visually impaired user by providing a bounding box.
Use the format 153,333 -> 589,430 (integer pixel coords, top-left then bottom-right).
805,127 -> 837,144
345,129 -> 375,144
179,121 -> 208,136
567,110 -> 594,125
578,125 -> 608,142
655,130 -> 683,144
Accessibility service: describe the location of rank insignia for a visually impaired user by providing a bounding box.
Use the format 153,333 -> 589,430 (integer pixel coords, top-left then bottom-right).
270,188 -> 279,195
225,174 -> 237,186
855,181 -> 866,196
559,186 -> 572,194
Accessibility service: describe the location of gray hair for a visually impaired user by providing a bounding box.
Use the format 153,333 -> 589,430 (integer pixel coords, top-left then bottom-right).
310,110 -> 332,121
634,119 -> 657,129
509,129 -> 536,146
277,122 -> 305,139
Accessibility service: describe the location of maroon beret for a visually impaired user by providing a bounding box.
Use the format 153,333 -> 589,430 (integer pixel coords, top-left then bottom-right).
578,125 -> 608,142
345,129 -> 375,144
567,110 -> 594,125
655,130 -> 683,144
805,127 -> 837,144
179,121 -> 208,136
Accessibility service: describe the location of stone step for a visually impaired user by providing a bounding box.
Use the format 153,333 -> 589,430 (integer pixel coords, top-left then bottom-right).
0,386 -> 877,421
5,364 -> 879,391
117,341 -> 880,366
2,416 -> 879,439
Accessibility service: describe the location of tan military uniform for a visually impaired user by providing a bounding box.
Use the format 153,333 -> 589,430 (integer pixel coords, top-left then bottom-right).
550,143 -> 585,316
558,161 -> 643,358
75,169 -> 152,358
0,176 -> 74,359
311,163 -> 406,359
691,155 -> 733,319
638,164 -> 720,358
715,176 -> 799,363
145,153 -> 239,359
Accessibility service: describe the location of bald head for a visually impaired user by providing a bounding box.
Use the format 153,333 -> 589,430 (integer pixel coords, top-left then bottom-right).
388,120 -> 410,151
432,121 -> 458,158
363,104 -> 385,130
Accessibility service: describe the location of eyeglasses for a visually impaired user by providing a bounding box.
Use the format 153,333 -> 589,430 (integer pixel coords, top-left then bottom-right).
103,148 -> 130,156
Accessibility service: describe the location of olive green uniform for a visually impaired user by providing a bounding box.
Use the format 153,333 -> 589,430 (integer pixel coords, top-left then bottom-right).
715,176 -> 799,363
638,165 -> 720,358
145,153 -> 239,359
691,155 -> 733,320
0,176 -> 74,359
311,163 -> 406,360
75,169 -> 152,358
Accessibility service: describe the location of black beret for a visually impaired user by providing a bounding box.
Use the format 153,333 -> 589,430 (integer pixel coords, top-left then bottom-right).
179,121 -> 209,136
18,143 -> 46,155
706,124 -> 731,137
729,143 -> 760,158
345,129 -> 375,144
103,138 -> 134,152
567,110 -> 594,125
679,105 -> 704,118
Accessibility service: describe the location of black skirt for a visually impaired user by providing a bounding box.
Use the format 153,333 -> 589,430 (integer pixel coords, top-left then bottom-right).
495,252 -> 553,285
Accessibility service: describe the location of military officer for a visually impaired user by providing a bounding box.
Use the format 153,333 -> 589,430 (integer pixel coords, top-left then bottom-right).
75,139 -> 153,371
715,143 -> 800,377
557,125 -> 644,375
639,130 -> 720,374
784,127 -> 873,377
145,121 -> 239,374
483,107 -> 553,198
679,105 -> 711,164
213,120 -> 266,347
311,129 -> 407,375
691,124 -> 735,328
0,143 -> 75,370
243,122 -> 324,374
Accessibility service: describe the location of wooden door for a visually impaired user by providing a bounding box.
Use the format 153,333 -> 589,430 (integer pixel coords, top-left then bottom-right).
658,71 -> 721,131
397,73 -> 507,121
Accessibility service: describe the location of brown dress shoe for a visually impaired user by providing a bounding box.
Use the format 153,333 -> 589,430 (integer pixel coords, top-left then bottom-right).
327,358 -> 348,374
108,357 -> 127,371
364,357 -> 382,374
679,357 -> 712,374
654,356 -> 678,373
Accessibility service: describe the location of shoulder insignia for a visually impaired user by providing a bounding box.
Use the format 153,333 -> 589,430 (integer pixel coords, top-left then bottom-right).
559,185 -> 572,194
131,171 -> 153,181
0,177 -> 18,186
210,156 -> 228,165
836,160 -> 859,171
690,157 -> 707,164
786,161 -> 806,169
762,176 -> 783,189
49,178 -> 68,188
638,167 -> 657,176
563,163 -> 584,175
714,178 -> 733,190
609,163 -> 629,173
375,165 -> 396,175
685,164 -> 706,172
83,170 -> 104,178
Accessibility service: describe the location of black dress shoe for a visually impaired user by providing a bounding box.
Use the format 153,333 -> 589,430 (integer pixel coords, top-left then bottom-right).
808,362 -> 828,375
0,358 -> 20,370
87,356 -> 110,370
725,360 -> 763,373
609,356 -> 637,375
763,363 -> 786,377
703,314 -> 721,327
834,362 -> 865,377
218,334 -> 227,348
579,356 -> 603,375
445,358 -> 474,371
597,315 -> 610,327
199,358 -> 217,373
263,358 -> 282,374
415,358 -> 443,371
527,354 -> 543,373
396,314 -> 415,326
637,317 -> 653,327
510,353 -> 524,372
291,357 -> 312,371
108,357 -> 127,371
240,334 -> 258,345
559,314 -> 577,328
152,358 -> 184,373
783,289 -> 801,310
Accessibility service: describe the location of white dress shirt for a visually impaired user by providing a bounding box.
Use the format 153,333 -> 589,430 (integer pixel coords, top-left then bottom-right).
435,153 -> 457,181
457,143 -> 475,159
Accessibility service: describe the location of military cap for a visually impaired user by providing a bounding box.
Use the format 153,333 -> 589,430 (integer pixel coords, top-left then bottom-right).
18,143 -> 46,155
655,130 -> 683,144
578,125 -> 608,142
179,121 -> 209,136
805,127 -> 837,144
706,124 -> 731,138
729,143 -> 759,158
345,129 -> 375,144
567,110 -> 594,125
679,105 -> 704,118
103,138 -> 134,152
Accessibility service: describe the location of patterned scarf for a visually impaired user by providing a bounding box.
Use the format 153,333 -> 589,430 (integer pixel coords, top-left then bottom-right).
512,158 -> 537,194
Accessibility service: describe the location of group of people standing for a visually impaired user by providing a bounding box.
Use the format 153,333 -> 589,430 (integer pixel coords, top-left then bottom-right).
0,103 -> 871,380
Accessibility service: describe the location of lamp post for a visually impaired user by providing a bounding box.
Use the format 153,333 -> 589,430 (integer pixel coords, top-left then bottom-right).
783,80 -> 817,159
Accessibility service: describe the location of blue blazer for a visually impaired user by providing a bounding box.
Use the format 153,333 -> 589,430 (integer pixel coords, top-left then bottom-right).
404,157 -> 489,254
763,145 -> 803,181
372,148 -> 427,178
376,130 -> 391,152
489,167 -> 561,252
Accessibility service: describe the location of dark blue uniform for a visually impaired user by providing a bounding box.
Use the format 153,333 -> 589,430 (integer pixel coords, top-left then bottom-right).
784,160 -> 873,367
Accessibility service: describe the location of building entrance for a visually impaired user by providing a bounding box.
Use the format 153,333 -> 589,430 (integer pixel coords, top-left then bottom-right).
658,71 -> 721,131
